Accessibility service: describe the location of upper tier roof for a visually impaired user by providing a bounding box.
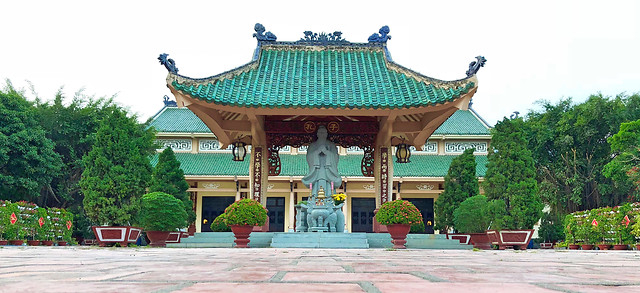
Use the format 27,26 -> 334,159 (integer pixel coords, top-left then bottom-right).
162,24 -> 484,111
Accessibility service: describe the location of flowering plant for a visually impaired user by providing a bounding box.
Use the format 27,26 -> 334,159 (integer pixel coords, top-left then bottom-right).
332,193 -> 346,205
223,199 -> 268,226
375,200 -> 423,225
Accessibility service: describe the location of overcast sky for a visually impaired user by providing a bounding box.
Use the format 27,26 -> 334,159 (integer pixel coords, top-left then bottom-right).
2,0 -> 639,125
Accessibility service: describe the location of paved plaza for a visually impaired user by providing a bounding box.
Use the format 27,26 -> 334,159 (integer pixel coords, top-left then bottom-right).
1,246 -> 639,292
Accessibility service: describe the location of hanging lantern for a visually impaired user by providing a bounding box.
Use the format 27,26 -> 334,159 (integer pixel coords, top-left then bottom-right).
232,141 -> 247,161
395,143 -> 411,163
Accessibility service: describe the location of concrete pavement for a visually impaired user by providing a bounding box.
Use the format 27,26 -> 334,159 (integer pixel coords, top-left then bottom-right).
1,246 -> 639,292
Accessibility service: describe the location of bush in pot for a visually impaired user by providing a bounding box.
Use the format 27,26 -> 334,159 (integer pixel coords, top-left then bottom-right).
223,198 -> 268,248
210,213 -> 231,232
538,212 -> 565,247
563,214 -> 579,249
375,199 -> 423,249
453,195 -> 505,249
139,192 -> 188,247
631,214 -> 640,250
80,107 -> 155,246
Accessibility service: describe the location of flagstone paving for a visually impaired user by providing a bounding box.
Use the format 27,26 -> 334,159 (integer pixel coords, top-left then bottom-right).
1,246 -> 639,292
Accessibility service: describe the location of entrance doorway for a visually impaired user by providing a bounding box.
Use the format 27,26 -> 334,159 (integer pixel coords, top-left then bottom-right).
267,197 -> 286,232
351,198 -> 375,232
201,196 -> 235,232
403,198 -> 435,234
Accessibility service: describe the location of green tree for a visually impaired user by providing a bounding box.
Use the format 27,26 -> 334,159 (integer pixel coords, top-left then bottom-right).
525,93 -> 639,213
484,117 -> 542,230
603,119 -> 640,201
149,147 -> 196,225
33,90 -> 114,208
80,107 -> 156,226
434,148 -> 478,232
0,83 -> 62,202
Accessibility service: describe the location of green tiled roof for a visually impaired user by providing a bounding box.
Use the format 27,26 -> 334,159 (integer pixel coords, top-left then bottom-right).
433,109 -> 490,135
151,153 -> 487,178
147,107 -> 211,133
150,107 -> 489,136
171,47 -> 475,110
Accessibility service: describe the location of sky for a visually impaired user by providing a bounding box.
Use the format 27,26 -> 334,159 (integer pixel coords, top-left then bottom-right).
1,0 -> 639,125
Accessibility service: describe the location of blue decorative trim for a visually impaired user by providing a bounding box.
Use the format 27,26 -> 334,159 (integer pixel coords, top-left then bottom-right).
158,53 -> 179,74
163,95 -> 177,107
297,31 -> 349,45
466,56 -> 486,77
368,26 -> 391,43
253,23 -> 277,42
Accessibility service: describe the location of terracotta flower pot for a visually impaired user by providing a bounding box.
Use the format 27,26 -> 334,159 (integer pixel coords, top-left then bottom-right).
0,240 -> 8,246
468,233 -> 492,250
486,229 -> 534,250
41,240 -> 54,246
230,225 -> 254,248
568,244 -> 580,250
9,240 -> 24,246
92,226 -> 142,247
146,231 -> 171,247
597,244 -> 611,250
387,224 -> 411,249
613,244 -> 628,250
27,240 -> 41,246
57,241 -> 67,246
581,244 -> 594,250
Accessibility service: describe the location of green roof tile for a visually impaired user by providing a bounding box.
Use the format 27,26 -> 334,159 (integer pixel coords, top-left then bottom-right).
433,110 -> 490,135
147,107 -> 211,133
151,153 -> 487,178
171,47 -> 475,110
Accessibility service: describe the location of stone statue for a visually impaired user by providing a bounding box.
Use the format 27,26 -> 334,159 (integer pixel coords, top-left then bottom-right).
295,125 -> 345,232
301,125 -> 342,196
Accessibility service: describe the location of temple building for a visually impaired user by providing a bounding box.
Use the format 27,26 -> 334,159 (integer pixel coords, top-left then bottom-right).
154,24 -> 489,234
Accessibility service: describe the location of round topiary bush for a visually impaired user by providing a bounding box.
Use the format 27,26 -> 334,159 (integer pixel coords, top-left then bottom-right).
223,199 -> 268,226
210,213 -> 231,232
375,200 -> 423,226
139,192 -> 188,231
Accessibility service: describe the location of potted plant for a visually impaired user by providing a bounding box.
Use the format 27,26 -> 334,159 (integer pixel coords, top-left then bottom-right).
17,201 -> 41,246
483,117 -> 543,250
80,107 -> 154,247
0,201 -> 9,245
451,195 -> 504,249
5,202 -> 26,245
538,212 -> 564,249
611,204 -> 633,250
575,211 -> 596,250
631,214 -> 640,250
223,198 -> 268,248
139,192 -> 188,247
375,200 -> 423,249
210,213 -> 231,232
35,208 -> 55,246
563,214 -> 580,250
592,208 -> 614,250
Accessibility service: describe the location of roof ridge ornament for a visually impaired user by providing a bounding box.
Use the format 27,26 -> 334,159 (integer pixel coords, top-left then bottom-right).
163,95 -> 177,107
368,26 -> 391,43
253,23 -> 277,42
466,56 -> 487,77
158,53 -> 178,74
298,31 -> 349,45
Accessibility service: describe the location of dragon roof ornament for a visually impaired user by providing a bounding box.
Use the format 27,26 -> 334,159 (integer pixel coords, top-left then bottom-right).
253,23 -> 277,42
368,26 -> 391,43
466,56 -> 487,77
158,53 -> 178,74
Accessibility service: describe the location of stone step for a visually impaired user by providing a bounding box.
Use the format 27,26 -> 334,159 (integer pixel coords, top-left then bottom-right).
271,232 -> 369,249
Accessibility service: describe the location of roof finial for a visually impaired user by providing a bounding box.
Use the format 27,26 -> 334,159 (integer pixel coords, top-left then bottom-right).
253,23 -> 277,42
368,26 -> 391,43
158,53 -> 178,74
466,56 -> 487,77
163,95 -> 177,107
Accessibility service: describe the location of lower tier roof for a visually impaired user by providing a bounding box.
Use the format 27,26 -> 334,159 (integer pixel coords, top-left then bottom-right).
150,153 -> 488,178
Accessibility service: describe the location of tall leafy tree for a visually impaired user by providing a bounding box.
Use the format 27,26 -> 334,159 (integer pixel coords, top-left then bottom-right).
484,117 -> 542,230
434,148 -> 478,232
80,107 -> 156,226
149,147 -> 196,225
0,83 -> 62,202
603,119 -> 640,201
525,93 -> 639,213
33,90 -> 114,208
